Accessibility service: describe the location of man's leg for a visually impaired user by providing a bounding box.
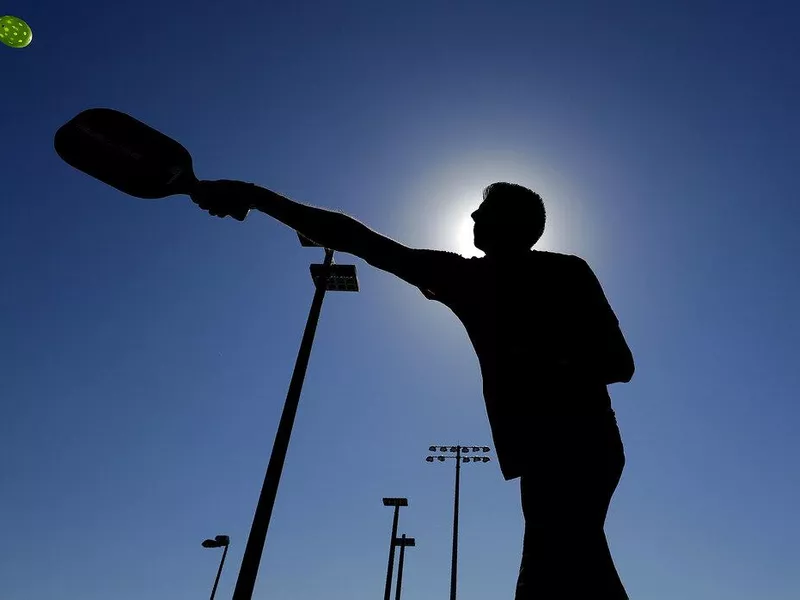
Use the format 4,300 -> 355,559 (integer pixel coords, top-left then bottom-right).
515,519 -> 627,599
514,416 -> 628,599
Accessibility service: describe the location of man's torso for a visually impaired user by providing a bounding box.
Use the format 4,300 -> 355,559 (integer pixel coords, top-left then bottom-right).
430,250 -> 615,479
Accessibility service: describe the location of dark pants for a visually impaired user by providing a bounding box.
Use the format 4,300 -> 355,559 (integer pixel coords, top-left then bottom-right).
514,410 -> 628,599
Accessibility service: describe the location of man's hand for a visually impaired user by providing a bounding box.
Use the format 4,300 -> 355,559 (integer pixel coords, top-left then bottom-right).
190,180 -> 253,221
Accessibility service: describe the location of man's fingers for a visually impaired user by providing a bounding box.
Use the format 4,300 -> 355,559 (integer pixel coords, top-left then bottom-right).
192,184 -> 247,220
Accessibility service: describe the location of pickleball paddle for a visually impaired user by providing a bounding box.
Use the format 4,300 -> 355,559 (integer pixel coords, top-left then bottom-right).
54,108 -> 200,200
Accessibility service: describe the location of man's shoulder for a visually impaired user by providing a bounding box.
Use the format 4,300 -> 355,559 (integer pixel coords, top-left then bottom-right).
528,249 -> 586,271
531,251 -> 593,288
437,250 -> 588,269
420,249 -> 589,271
426,249 -> 470,259
415,248 -> 473,269
533,249 -> 584,263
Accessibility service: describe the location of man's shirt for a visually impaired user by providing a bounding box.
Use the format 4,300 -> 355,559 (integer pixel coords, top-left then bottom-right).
367,247 -> 634,480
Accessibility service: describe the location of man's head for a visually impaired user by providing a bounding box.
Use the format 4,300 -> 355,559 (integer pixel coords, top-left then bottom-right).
471,182 -> 546,256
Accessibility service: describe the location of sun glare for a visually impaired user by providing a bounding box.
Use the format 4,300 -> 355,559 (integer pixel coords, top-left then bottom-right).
415,151 -> 581,257
454,209 -> 481,258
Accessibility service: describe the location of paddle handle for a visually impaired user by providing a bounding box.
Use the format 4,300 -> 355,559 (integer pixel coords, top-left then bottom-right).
170,168 -> 200,196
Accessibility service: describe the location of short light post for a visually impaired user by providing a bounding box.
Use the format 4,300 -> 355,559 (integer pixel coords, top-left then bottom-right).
394,534 -> 416,600
201,534 -> 230,600
382,497 -> 409,600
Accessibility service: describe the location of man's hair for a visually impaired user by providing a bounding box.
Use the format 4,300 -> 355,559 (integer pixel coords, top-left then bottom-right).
482,182 -> 546,247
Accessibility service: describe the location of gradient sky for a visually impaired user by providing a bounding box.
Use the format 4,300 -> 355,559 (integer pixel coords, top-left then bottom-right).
2,1 -> 799,599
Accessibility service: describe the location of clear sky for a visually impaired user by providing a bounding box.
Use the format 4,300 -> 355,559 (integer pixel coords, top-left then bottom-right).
2,1 -> 799,599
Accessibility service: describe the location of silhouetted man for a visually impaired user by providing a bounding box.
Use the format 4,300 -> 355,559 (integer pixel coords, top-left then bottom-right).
192,180 -> 634,599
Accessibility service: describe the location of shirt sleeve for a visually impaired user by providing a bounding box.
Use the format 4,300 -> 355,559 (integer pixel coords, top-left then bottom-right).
363,244 -> 470,302
571,257 -> 635,384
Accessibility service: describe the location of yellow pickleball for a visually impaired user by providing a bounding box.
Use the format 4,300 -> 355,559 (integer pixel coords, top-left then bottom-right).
0,15 -> 33,49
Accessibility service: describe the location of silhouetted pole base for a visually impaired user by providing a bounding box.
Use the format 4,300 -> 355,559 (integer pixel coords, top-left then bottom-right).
450,445 -> 461,600
209,544 -> 228,600
395,535 -> 407,600
384,506 -> 401,600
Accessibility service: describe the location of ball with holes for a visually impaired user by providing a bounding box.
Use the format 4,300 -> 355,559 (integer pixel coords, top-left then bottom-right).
0,15 -> 33,49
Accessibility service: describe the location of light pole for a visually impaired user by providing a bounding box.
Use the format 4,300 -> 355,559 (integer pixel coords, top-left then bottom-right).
394,534 -> 416,600
201,534 -> 230,600
426,445 -> 491,600
232,233 -> 359,600
382,497 -> 409,600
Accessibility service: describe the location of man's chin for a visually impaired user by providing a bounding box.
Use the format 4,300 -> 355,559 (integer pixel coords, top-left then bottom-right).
474,242 -> 492,256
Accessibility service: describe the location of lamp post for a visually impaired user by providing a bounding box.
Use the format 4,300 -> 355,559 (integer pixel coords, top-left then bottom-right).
201,535 -> 230,600
382,497 -> 409,600
426,445 -> 491,600
394,534 -> 416,600
232,233 -> 359,600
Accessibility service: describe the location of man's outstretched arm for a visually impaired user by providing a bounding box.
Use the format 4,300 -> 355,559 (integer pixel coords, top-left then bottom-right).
191,180 -> 457,291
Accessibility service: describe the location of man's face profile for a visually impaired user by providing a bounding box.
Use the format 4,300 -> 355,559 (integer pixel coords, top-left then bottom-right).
471,197 -> 529,254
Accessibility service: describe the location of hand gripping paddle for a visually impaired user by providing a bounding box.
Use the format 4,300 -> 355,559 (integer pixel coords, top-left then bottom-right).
54,108 -> 200,200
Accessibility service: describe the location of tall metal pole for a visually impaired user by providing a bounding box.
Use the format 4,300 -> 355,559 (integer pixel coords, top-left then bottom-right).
450,445 -> 461,600
427,445 -> 489,600
232,249 -> 335,600
384,505 -> 401,600
209,543 -> 229,600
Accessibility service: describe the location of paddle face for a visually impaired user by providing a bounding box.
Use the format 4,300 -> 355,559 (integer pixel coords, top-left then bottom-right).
54,108 -> 198,199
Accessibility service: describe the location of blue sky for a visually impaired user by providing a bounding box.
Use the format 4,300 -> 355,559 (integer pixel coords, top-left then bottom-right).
2,0 -> 799,598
